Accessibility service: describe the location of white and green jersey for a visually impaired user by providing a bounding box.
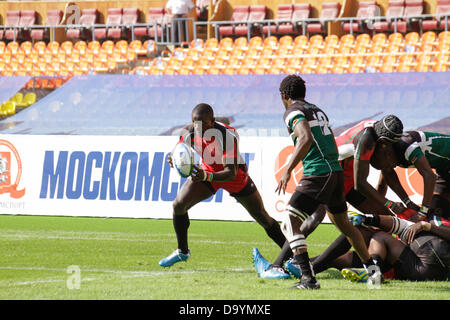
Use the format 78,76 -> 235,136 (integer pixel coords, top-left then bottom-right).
283,100 -> 342,176
393,131 -> 450,170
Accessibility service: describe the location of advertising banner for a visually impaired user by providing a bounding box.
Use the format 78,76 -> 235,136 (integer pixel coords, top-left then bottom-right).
0,135 -> 424,221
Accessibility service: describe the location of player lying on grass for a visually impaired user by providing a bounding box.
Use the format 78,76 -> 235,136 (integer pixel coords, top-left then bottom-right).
159,103 -> 287,267
253,117 -> 403,279
273,75 -> 380,289
370,130 -> 450,220
342,212 -> 450,282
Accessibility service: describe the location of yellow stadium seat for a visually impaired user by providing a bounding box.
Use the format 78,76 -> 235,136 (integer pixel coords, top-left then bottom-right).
11,92 -> 23,105
4,100 -> 16,116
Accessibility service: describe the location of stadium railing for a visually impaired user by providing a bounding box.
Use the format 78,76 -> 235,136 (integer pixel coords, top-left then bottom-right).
0,14 -> 449,45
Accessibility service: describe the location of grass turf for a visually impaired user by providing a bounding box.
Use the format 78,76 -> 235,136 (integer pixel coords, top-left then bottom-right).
0,215 -> 448,300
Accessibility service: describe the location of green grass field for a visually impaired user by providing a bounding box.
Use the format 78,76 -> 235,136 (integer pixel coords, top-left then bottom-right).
0,215 -> 448,300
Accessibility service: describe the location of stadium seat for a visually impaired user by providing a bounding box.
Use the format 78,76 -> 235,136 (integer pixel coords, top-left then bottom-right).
291,4 -> 311,35
134,7 -> 164,38
342,1 -> 379,34
218,5 -> 249,37
373,0 -> 406,33
31,10 -> 63,40
422,0 -> 450,31
262,4 -> 293,35
233,5 -> 266,36
403,0 -> 424,31
122,8 -> 140,38
2,11 -> 21,41
94,8 -> 123,40
66,9 -> 99,40
307,2 -> 341,35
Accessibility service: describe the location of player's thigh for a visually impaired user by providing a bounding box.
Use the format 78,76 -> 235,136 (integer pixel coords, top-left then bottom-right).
235,188 -> 274,227
173,178 -> 214,214
347,189 -> 391,215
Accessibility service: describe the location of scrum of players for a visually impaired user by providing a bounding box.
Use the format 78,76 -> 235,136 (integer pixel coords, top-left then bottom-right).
161,74 -> 449,289
253,75 -> 449,287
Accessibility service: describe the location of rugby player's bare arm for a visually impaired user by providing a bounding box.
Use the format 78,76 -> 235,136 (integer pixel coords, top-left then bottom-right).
354,159 -> 393,209
381,167 -> 411,204
276,120 -> 313,194
191,162 -> 237,182
413,156 -> 437,209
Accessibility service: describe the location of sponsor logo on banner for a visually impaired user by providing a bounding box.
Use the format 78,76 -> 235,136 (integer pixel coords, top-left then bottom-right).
0,139 -> 25,199
273,145 -> 303,212
39,150 -> 255,202
395,167 -> 427,197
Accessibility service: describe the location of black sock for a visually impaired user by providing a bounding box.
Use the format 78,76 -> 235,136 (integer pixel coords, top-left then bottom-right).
295,251 -> 315,280
265,221 -> 288,249
272,240 -> 293,267
173,213 -> 190,254
312,234 -> 351,274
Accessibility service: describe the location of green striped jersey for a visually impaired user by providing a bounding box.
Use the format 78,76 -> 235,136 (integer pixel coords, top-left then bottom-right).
393,131 -> 450,170
283,101 -> 342,176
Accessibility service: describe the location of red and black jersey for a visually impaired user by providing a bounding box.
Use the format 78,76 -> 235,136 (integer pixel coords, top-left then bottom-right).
335,120 -> 378,162
178,121 -> 247,173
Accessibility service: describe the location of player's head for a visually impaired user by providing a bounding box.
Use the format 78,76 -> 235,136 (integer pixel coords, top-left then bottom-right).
279,75 -> 306,107
370,143 -> 399,170
192,103 -> 215,135
373,115 -> 404,144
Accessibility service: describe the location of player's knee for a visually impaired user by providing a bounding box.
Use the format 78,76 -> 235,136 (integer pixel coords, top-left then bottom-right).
173,199 -> 188,215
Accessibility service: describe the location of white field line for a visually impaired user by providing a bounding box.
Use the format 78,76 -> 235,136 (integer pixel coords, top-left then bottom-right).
0,266 -> 252,287
0,229 -> 329,247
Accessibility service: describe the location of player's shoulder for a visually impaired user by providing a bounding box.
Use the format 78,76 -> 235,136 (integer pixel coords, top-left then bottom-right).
354,126 -> 377,145
283,101 -> 311,122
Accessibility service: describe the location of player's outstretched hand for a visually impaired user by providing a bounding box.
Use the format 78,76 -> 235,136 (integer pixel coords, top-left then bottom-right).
191,165 -> 206,182
403,221 -> 427,244
275,170 -> 291,195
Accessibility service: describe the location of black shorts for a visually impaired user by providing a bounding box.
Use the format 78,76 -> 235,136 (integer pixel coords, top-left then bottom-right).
435,167 -> 450,194
290,171 -> 347,215
393,240 -> 448,281
345,188 -> 367,208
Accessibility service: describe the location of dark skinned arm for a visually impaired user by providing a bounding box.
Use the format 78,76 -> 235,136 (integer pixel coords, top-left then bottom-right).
276,120 -> 313,195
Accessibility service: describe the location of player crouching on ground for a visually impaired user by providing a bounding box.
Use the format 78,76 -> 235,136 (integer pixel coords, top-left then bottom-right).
159,103 -> 287,267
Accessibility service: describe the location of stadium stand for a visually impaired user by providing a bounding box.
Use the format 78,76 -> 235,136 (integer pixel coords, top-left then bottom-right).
262,4 -> 293,35
422,0 -> 450,31
94,8 -> 123,40
342,1 -> 380,34
218,5 -> 249,37
306,2 -> 341,35
134,7 -> 165,39
66,8 -> 99,40
30,10 -> 63,41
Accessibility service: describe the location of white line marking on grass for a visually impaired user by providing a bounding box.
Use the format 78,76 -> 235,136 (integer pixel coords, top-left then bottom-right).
0,266 -> 254,287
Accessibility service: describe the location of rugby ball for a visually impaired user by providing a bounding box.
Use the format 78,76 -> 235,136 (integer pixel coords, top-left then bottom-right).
172,143 -> 194,178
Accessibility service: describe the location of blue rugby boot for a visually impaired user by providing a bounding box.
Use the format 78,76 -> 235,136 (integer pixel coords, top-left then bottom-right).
159,249 -> 190,267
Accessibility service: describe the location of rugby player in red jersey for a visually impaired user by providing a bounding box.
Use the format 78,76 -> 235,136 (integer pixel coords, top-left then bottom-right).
159,103 -> 287,267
